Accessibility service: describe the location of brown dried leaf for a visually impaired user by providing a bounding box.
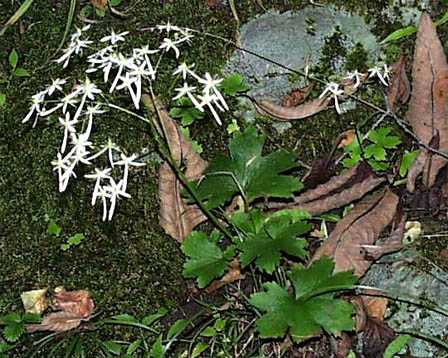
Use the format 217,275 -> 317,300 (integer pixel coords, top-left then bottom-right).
312,189 -> 399,276
281,84 -> 314,107
26,290 -> 94,333
26,312 -> 83,333
21,288 -> 49,315
337,129 -> 357,149
387,55 -> 410,111
255,96 -> 331,121
147,96 -> 208,242
406,13 -> 448,191
53,290 -> 95,318
365,297 -> 388,320
205,259 -> 244,294
270,162 -> 386,216
90,0 -> 108,10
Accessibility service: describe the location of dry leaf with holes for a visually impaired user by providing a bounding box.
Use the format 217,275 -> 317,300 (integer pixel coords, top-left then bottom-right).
406,13 -> 448,192
26,289 -> 94,332
312,189 -> 399,276
21,288 -> 49,315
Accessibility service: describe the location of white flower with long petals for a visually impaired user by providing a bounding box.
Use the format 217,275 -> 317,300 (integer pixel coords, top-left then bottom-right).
116,73 -> 139,108
197,92 -> 223,125
85,167 -> 112,205
100,30 -> 129,45
173,62 -> 196,80
104,178 -> 131,220
59,112 -> 78,153
109,53 -> 134,92
319,82 -> 344,114
173,82 -> 202,109
345,70 -> 363,89
73,77 -> 102,120
22,90 -> 46,126
46,78 -> 67,96
97,186 -> 111,221
156,21 -> 180,34
368,65 -> 388,86
51,152 -> 72,192
114,153 -> 145,190
159,38 -> 180,58
198,72 -> 228,111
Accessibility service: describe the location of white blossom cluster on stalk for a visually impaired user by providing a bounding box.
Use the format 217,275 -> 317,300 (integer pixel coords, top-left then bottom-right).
22,23 -> 229,221
319,63 -> 391,114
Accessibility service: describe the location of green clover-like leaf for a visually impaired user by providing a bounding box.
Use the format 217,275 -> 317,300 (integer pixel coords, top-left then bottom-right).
399,150 -> 419,177
219,73 -> 250,96
170,97 -> 204,126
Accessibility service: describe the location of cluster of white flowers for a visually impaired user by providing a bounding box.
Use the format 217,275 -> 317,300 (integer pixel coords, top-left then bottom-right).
319,63 -> 391,114
22,23 -> 229,221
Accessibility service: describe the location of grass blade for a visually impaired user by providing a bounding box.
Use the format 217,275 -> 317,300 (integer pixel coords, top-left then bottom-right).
54,0 -> 77,55
0,0 -> 34,36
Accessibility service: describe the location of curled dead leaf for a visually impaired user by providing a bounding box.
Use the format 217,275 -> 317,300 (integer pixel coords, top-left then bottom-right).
406,13 -> 448,191
270,162 -> 386,216
26,312 -> 84,333
26,289 -> 94,333
205,259 -> 244,294
255,96 -> 331,121
281,84 -> 314,107
312,189 -> 399,276
90,0 -> 108,10
387,55 -> 410,111
142,95 -> 207,242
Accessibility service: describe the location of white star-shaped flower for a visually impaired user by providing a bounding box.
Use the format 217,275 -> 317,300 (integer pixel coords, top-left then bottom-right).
173,82 -> 202,109
173,62 -> 196,80
104,178 -> 131,220
46,78 -> 67,96
159,38 -> 181,58
345,70 -> 363,89
114,153 -> 145,190
59,112 -> 78,153
85,167 -> 112,206
319,82 -> 344,114
368,65 -> 389,86
22,90 -> 46,127
100,30 -> 129,45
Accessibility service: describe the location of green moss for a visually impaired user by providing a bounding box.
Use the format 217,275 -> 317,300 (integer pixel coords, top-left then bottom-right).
345,42 -> 369,72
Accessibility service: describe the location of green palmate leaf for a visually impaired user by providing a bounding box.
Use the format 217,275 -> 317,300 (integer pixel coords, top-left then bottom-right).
381,25 -> 417,44
400,150 -> 419,177
343,137 -> 362,168
109,0 -> 123,6
1,313 -> 21,324
384,334 -> 412,358
249,257 -> 357,341
170,97 -> 204,126
219,73 -> 250,96
3,322 -> 25,342
234,211 -> 310,273
191,127 -> 302,209
182,231 -> 229,288
368,127 -> 401,149
289,257 -> 357,300
9,49 -> 18,70
0,93 -> 5,107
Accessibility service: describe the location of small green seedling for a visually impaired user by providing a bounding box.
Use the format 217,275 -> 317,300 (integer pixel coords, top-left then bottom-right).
8,49 -> 30,77
61,233 -> 86,251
